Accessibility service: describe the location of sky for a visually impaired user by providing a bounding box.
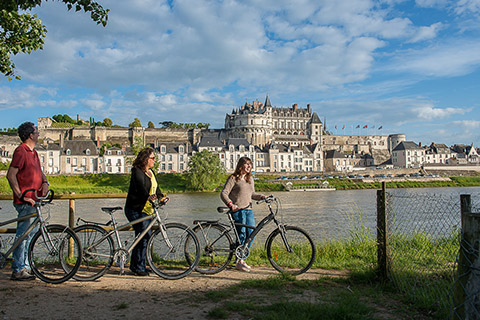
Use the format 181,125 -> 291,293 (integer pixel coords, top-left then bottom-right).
1,0 -> 480,147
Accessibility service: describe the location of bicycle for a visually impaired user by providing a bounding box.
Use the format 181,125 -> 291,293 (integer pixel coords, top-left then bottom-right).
186,195 -> 316,275
0,189 -> 82,284
71,197 -> 200,281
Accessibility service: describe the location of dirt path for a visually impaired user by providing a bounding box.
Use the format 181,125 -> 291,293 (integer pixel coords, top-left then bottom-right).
0,267 -> 347,320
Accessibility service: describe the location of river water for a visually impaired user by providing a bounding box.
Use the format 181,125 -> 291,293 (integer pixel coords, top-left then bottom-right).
2,187 -> 480,244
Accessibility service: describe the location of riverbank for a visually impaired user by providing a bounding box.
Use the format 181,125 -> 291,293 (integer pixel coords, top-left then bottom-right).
1,173 -> 480,195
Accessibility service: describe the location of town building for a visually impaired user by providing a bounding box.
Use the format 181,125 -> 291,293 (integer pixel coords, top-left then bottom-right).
391,141 -> 426,168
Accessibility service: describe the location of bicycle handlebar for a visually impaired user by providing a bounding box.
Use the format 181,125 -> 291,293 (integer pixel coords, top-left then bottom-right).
20,188 -> 54,204
256,195 -> 275,204
150,197 -> 170,209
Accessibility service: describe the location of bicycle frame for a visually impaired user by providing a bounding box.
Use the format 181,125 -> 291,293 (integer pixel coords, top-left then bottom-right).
0,214 -> 39,259
222,199 -> 291,252
84,206 -> 173,258
0,190 -> 61,267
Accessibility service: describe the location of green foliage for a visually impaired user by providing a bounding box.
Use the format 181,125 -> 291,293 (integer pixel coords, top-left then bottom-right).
52,114 -> 77,124
0,128 -> 17,134
0,161 -> 10,170
1,0 -> 109,80
103,118 -> 113,127
159,121 -> 210,129
129,118 -> 142,127
147,121 -> 155,128
186,150 -> 225,191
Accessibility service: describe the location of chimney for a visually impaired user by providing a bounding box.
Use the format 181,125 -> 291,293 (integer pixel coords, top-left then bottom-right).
96,137 -> 100,148
292,104 -> 298,111
418,142 -> 422,147
307,104 -> 311,113
59,134 -> 64,149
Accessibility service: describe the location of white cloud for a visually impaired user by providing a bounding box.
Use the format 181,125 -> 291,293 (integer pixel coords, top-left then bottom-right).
390,40 -> 480,77
408,22 -> 443,43
455,0 -> 480,15
412,105 -> 471,120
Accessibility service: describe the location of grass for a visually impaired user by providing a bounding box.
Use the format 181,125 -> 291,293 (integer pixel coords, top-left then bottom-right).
193,202 -> 455,319
203,273 -> 431,320
2,174 -> 479,196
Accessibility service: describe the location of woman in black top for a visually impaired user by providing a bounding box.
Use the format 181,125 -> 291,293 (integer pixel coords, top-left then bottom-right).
125,147 -> 163,276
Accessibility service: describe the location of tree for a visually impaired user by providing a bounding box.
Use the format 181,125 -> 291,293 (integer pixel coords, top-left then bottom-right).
159,121 -> 173,128
1,0 -> 109,80
147,121 -> 155,128
186,150 -> 225,191
103,118 -> 113,127
129,118 -> 141,127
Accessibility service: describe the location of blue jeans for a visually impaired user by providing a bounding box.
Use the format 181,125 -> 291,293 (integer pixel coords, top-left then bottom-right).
124,207 -> 151,273
12,203 -> 38,273
232,209 -> 255,248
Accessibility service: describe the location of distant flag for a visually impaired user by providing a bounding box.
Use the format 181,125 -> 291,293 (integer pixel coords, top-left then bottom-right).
356,125 -> 360,128
363,125 -> 368,129
378,126 -> 383,130
342,125 -> 345,130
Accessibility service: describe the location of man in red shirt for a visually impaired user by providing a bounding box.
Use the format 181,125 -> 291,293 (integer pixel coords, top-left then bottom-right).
6,122 -> 49,281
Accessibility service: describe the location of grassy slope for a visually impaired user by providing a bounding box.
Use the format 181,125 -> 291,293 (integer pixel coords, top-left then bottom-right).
1,174 -> 479,195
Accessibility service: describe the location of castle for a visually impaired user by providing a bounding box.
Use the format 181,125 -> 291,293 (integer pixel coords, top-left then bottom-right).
2,96 -> 406,174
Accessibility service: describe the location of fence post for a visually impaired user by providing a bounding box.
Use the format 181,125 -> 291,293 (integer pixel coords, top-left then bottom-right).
377,181 -> 388,279
452,194 -> 480,319
68,198 -> 75,259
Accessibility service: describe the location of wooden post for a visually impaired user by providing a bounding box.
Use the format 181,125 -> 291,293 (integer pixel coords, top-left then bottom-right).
377,181 -> 387,279
68,199 -> 75,259
452,194 -> 480,319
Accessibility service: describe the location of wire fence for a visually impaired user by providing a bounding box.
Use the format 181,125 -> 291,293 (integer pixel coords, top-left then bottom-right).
385,191 -> 480,319
451,195 -> 480,320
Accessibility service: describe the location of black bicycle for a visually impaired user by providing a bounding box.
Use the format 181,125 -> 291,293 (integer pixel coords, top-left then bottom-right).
0,189 -> 82,284
186,195 -> 316,275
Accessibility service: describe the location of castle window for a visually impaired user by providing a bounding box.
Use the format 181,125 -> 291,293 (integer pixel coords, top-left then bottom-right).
66,149 -> 71,156
161,145 -> 166,153
86,149 -> 91,155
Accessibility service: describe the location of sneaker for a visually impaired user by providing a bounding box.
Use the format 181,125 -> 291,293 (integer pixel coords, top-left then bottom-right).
241,260 -> 252,270
235,261 -> 250,272
11,269 -> 36,281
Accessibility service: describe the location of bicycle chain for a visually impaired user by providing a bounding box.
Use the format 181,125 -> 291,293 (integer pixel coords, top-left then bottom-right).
235,245 -> 250,260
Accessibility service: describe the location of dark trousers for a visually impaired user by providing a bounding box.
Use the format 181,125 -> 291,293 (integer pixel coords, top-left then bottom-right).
124,207 -> 151,273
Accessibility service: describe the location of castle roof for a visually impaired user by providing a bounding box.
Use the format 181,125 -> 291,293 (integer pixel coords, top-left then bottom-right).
392,141 -> 422,151
226,138 -> 250,147
264,95 -> 272,108
310,112 -> 322,124
198,136 -> 224,147
63,140 -> 99,155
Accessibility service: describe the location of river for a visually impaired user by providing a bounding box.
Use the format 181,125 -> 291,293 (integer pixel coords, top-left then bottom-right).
1,187 -> 480,244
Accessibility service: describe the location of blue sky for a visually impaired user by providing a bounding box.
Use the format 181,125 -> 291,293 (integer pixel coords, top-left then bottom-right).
1,0 -> 479,147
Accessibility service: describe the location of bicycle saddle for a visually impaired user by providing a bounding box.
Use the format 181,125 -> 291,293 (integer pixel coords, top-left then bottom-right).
217,207 -> 230,214
101,207 -> 123,213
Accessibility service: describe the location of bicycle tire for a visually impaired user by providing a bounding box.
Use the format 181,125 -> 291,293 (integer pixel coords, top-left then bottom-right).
266,226 -> 316,275
72,224 -> 114,281
29,224 -> 82,284
187,223 -> 234,274
147,223 -> 200,280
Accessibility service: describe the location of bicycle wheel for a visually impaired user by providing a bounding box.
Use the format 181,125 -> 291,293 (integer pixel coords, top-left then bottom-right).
72,224 -> 114,281
187,223 -> 234,274
266,226 -> 316,275
147,223 -> 200,280
28,224 -> 82,284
